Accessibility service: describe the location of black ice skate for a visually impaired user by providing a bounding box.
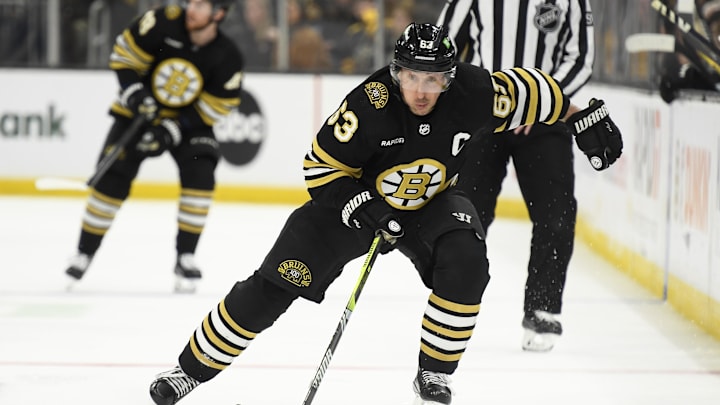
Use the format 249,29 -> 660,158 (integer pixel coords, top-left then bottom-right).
149,366 -> 200,405
522,310 -> 563,352
413,367 -> 452,404
65,253 -> 93,289
174,253 -> 202,293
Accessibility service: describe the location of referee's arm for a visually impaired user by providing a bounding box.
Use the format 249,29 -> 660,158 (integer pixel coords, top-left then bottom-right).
554,0 -> 595,97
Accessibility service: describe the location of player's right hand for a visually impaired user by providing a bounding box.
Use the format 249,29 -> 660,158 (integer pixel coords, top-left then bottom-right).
341,191 -> 404,252
122,84 -> 158,121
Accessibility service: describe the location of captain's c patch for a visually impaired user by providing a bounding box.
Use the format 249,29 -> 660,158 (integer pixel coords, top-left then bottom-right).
278,259 -> 312,287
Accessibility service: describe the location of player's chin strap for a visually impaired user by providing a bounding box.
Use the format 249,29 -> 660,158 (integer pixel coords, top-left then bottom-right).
301,234 -> 385,405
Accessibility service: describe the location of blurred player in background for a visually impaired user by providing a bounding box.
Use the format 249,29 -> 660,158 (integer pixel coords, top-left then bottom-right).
658,0 -> 720,103
438,0 -> 595,351
146,23 -> 621,405
63,0 -> 243,292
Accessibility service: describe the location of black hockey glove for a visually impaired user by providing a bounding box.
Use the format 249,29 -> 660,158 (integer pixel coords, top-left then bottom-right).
567,99 -> 623,171
121,83 -> 158,121
136,119 -> 181,157
341,190 -> 404,253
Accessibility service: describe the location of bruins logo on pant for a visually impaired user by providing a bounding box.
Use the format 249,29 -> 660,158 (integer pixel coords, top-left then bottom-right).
277,259 -> 312,287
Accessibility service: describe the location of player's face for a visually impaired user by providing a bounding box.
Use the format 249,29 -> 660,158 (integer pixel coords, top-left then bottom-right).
185,0 -> 215,30
396,68 -> 444,116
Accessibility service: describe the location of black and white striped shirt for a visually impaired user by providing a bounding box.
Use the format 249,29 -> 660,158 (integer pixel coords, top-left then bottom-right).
437,0 -> 594,96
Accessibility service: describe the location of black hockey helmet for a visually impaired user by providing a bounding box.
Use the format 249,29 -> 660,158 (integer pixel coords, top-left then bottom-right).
390,23 -> 457,92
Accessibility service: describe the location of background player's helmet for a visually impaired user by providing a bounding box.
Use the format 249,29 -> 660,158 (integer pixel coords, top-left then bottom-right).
209,0 -> 234,11
391,23 -> 457,92
204,0 -> 234,23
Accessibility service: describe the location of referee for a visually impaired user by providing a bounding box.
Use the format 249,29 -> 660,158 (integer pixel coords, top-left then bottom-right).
437,0 -> 595,352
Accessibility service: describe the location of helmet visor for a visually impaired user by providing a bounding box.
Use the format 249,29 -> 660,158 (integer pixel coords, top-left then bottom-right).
391,64 -> 455,93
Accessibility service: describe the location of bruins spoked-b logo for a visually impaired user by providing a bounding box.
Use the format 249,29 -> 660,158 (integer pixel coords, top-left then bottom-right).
277,259 -> 312,288
534,3 -> 562,33
152,58 -> 203,107
377,158 -> 448,210
214,88 -> 266,165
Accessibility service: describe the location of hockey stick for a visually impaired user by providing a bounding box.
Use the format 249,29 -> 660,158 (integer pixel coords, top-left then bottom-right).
35,115 -> 146,191
301,234 -> 384,405
650,0 -> 720,87
625,33 -> 676,53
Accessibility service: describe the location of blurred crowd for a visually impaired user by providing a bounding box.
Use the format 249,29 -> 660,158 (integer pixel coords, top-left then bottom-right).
2,0 -> 720,95
223,0 -> 441,73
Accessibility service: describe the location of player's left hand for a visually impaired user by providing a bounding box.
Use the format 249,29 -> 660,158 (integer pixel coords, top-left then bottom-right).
136,119 -> 181,157
566,98 -> 623,171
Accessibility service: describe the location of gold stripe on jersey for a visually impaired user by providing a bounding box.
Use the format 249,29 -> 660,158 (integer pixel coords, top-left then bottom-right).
180,204 -> 210,215
90,189 -> 123,206
178,222 -> 203,234
182,188 -> 214,198
422,318 -> 474,339
109,30 -> 154,73
219,299 -> 259,339
303,138 -> 362,189
195,91 -> 241,126
81,223 -> 109,235
188,299 -> 258,370
81,189 -> 122,235
201,316 -> 242,356
534,68 -> 565,122
512,68 -> 540,125
420,342 -> 464,362
189,336 -> 227,370
86,204 -> 114,220
429,293 -> 481,314
420,293 -> 479,366
178,188 -> 212,234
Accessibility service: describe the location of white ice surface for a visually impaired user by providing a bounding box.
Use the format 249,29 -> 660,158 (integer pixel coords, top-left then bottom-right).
0,196 -> 718,405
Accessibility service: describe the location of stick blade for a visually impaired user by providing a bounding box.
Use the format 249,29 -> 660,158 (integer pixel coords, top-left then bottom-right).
625,33 -> 675,53
35,177 -> 89,191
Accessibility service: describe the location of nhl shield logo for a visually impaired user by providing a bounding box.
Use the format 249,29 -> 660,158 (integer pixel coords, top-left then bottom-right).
534,4 -> 562,33
419,123 -> 431,136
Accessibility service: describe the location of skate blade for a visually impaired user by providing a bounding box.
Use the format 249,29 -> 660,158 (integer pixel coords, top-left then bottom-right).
65,276 -> 81,292
522,329 -> 558,352
174,276 -> 199,293
413,397 -> 447,405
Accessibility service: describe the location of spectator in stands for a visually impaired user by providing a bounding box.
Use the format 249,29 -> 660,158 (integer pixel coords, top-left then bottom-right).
225,0 -> 277,71
286,0 -> 333,72
335,0 -> 380,74
289,25 -> 333,71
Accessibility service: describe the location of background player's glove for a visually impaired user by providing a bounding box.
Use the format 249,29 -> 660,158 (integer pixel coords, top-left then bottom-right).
121,83 -> 158,121
341,190 -> 404,253
136,119 -> 181,157
567,98 -> 623,171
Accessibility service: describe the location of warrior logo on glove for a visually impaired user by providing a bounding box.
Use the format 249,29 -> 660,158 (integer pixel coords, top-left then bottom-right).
567,99 -> 624,171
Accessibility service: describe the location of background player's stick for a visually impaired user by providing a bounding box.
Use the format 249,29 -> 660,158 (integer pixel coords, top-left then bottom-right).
625,33 -> 676,53
650,0 -> 720,88
35,115 -> 146,191
301,234 -> 384,405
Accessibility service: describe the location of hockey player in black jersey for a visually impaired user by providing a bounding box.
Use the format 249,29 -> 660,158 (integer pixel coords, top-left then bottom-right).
148,23 -> 622,405
63,0 -> 243,292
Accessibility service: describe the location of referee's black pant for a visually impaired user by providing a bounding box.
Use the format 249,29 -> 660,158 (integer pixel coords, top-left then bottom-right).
457,122 -> 577,314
